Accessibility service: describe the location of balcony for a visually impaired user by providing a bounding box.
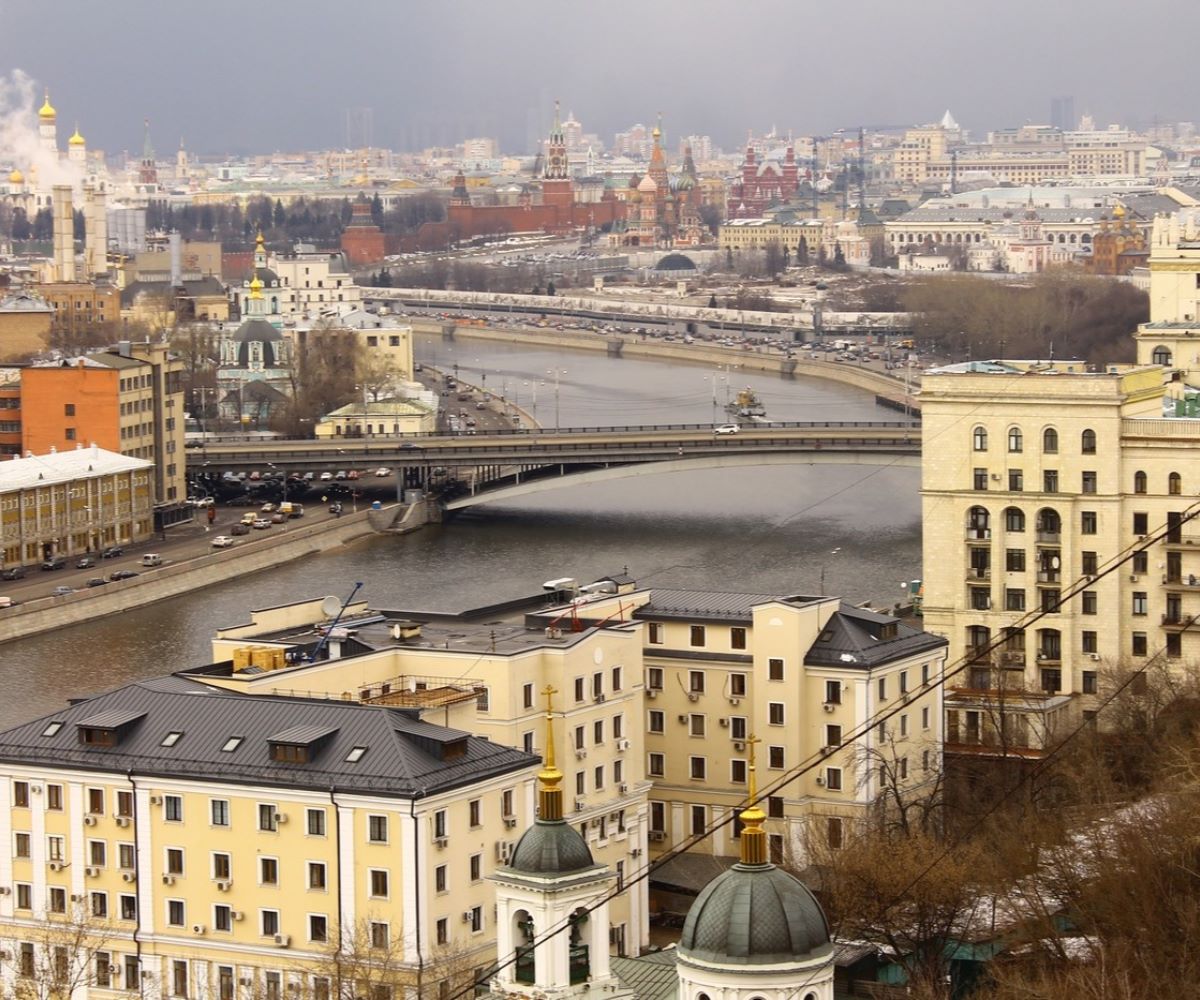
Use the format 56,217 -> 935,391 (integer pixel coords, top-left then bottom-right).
1036,571 -> 1061,584
1163,574 -> 1200,589
1035,653 -> 1061,666
1162,612 -> 1190,630
1036,530 -> 1061,545
965,528 -> 991,543
966,567 -> 991,582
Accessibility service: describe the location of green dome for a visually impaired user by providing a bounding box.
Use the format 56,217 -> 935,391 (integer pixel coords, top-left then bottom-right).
679,863 -> 832,966
507,819 -> 595,876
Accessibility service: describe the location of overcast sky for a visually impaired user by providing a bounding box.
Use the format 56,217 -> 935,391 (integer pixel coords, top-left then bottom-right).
1,0 -> 1197,157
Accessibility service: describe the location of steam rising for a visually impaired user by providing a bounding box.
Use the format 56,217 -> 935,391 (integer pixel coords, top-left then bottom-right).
0,69 -> 84,192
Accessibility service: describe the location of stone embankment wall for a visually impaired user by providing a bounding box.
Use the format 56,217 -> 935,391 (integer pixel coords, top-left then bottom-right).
0,506 -> 399,646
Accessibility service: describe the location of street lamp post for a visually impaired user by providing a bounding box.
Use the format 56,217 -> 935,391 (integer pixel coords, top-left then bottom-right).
547,368 -> 566,432
819,547 -> 842,595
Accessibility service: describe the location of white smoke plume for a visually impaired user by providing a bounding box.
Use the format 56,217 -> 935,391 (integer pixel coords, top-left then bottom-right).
0,68 -> 85,193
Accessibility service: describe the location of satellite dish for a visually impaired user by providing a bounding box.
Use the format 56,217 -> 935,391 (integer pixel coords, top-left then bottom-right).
321,595 -> 342,619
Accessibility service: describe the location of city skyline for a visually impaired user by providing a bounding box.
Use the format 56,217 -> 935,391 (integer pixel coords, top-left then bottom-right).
0,0 -> 1197,156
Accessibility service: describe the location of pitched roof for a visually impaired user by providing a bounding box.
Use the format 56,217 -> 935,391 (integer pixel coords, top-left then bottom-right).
633,589 -> 809,624
0,676 -> 537,798
804,603 -> 946,668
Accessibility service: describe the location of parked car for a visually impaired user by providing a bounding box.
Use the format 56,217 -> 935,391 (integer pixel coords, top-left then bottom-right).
227,495 -> 255,507
41,556 -> 67,571
347,470 -> 360,481
230,523 -> 251,536
76,555 -> 96,569
302,472 -> 316,482
334,470 -> 348,480
248,470 -> 261,481
86,577 -> 109,588
100,546 -> 124,559
210,535 -> 235,548
374,467 -> 392,477
52,586 -> 75,597
109,570 -> 139,581
252,518 -> 272,530
319,471 -> 334,481
0,566 -> 26,581
713,424 -> 740,435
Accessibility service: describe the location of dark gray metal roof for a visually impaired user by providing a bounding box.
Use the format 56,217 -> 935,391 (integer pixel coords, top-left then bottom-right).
611,952 -> 679,1000
679,862 -> 833,967
804,603 -> 946,669
0,678 -> 536,798
506,818 -> 596,876
268,724 -> 338,746
634,589 -> 809,624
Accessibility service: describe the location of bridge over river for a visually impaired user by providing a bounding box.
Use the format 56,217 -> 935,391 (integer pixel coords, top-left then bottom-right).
196,421 -> 921,511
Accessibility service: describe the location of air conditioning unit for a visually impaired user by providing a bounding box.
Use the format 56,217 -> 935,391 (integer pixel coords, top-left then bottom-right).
616,738 -> 630,751
29,784 -> 41,795
821,746 -> 835,756
729,697 -> 741,706
433,836 -> 448,849
239,979 -> 254,988
48,862 -> 65,872
191,924 -> 206,936
815,775 -> 826,786
70,893 -> 84,903
574,798 -> 586,812
990,474 -> 1001,482
618,783 -> 629,794
115,817 -> 130,828
718,717 -> 729,728
122,872 -> 136,883
273,812 -> 288,824
232,911 -> 244,922
647,690 -> 658,699
0,887 -> 9,896
648,831 -> 667,842
593,694 -> 606,704
575,749 -> 587,760
1090,653 -> 1101,661
503,816 -> 517,828
733,741 -> 745,751
162,874 -> 176,886
687,693 -> 700,703
149,795 -> 163,806
823,703 -> 836,713
273,934 -> 290,948
84,866 -> 99,878
216,879 -> 232,892
83,815 -> 98,827
677,714 -> 688,724
461,910 -> 473,923
1130,574 -> 1140,582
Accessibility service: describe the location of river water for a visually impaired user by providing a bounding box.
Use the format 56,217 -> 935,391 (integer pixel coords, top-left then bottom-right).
1,336 -> 921,727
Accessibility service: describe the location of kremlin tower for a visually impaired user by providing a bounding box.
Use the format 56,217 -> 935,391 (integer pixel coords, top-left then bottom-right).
541,100 -> 573,212
38,92 -> 57,154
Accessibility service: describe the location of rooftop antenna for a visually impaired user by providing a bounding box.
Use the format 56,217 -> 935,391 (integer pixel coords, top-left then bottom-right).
307,582 -> 364,662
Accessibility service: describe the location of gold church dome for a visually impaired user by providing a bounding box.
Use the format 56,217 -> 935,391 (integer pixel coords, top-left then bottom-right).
38,92 -> 56,120
68,126 -> 85,146
8,168 -> 24,185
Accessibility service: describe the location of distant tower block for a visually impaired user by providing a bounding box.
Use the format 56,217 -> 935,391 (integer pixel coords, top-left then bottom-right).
344,107 -> 374,149
52,185 -> 76,282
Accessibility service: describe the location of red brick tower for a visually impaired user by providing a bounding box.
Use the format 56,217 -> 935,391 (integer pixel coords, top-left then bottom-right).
541,100 -> 574,213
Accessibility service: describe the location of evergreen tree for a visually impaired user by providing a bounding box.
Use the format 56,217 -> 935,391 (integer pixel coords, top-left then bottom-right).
797,236 -> 810,266
273,199 -> 286,229
708,294 -> 718,308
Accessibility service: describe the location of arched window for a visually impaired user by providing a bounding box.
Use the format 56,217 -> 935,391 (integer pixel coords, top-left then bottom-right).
1081,429 -> 1097,454
513,910 -> 536,984
1036,508 -> 1061,538
1170,472 -> 1182,495
967,506 -> 991,539
1152,345 -> 1172,366
967,625 -> 991,652
1004,507 -> 1025,532
1042,428 -> 1058,453
972,425 -> 988,451
1134,471 -> 1147,494
1008,427 -> 1023,453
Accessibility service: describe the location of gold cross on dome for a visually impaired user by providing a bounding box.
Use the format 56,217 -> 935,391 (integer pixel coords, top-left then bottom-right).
745,733 -> 761,769
542,684 -> 558,717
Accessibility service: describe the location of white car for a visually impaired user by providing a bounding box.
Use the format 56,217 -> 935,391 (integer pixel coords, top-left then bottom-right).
374,467 -> 392,477
210,535 -> 235,548
319,472 -> 334,481
713,424 -> 740,435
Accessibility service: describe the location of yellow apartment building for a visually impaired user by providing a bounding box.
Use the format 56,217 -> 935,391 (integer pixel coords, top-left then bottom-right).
0,674 -> 540,1000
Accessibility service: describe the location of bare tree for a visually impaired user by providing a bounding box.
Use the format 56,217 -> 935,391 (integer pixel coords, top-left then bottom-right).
6,903 -> 113,1000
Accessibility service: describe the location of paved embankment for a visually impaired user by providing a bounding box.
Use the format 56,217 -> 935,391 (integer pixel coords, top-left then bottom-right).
0,505 -> 400,646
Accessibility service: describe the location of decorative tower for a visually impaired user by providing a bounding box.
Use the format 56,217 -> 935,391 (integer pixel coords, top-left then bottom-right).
38,91 -> 57,155
67,125 -> 86,167
487,688 -> 633,1000
676,736 -> 836,1000
542,100 -> 574,214
782,145 -> 799,201
177,138 -> 189,183
138,119 -> 158,187
254,230 -> 269,272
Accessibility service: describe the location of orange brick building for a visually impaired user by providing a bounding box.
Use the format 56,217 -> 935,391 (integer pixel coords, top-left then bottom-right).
340,197 -> 387,265
0,369 -> 21,457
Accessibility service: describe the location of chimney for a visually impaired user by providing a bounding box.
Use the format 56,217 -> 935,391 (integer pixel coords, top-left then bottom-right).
117,340 -> 131,358
52,185 -> 76,282
84,185 -> 108,278
168,231 -> 182,288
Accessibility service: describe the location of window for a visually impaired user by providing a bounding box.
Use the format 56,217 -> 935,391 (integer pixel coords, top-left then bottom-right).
1081,511 -> 1097,535
1132,592 -> 1148,616
647,667 -> 663,690
164,795 -> 182,822
220,737 -> 243,752
730,627 -> 747,649
502,789 -> 514,820
119,894 -> 136,920
435,865 -> 447,893
1042,428 -> 1058,453
593,720 -> 604,744
345,746 -> 367,763
648,753 -> 664,777
689,714 -> 705,737
47,785 -> 63,810
48,836 -> 64,861
1081,429 -> 1096,454
210,799 -> 229,827
972,425 -> 988,451
825,767 -> 843,791
613,714 -> 624,739
1009,469 -> 1024,491
878,677 -> 887,701
1004,507 -> 1024,532
1041,668 -> 1062,693
161,731 -> 183,747
1043,470 -> 1058,493
14,883 -> 30,910
470,853 -> 482,882
612,666 -> 623,691
309,915 -> 328,943
1081,590 -> 1097,615
730,716 -> 747,739
467,906 -> 483,933
826,724 -> 842,747
1007,427 -> 1023,452
172,960 -> 189,998
974,467 -> 988,491
689,756 -> 707,780
49,887 -> 67,914
258,804 -> 277,832
689,625 -> 706,647
1081,471 -> 1097,494
1006,589 -> 1025,611
14,832 -> 29,858
1152,345 -> 1173,366
91,891 -> 108,919
1006,548 -> 1026,572
436,918 -> 448,946
522,683 -> 534,710
688,670 -> 705,694
1132,633 -> 1148,657
648,623 -> 663,644
970,587 -> 990,610
308,861 -> 326,890
1082,670 -> 1098,694
1081,551 -> 1098,576
768,702 -> 785,725
165,849 -> 184,875
307,808 -> 326,836
260,857 -> 278,885
1134,470 -> 1147,494
369,869 -> 389,898
824,680 -> 841,705
168,899 -> 185,927
218,967 -> 234,1000
731,672 -> 748,695
433,810 -> 447,839
368,815 -> 388,844
731,759 -> 747,783
261,910 -> 280,936
96,952 -> 112,989
769,745 -> 785,769
648,710 -> 664,733
1170,472 -> 1183,495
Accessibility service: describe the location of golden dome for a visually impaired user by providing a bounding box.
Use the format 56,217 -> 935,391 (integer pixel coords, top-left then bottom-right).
68,125 -> 85,146
1112,203 -> 1126,218
8,168 -> 24,185
249,273 -> 264,299
38,92 -> 56,121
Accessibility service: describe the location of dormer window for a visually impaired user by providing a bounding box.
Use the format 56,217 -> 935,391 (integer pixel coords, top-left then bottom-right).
267,725 -> 338,765
75,709 -> 145,748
